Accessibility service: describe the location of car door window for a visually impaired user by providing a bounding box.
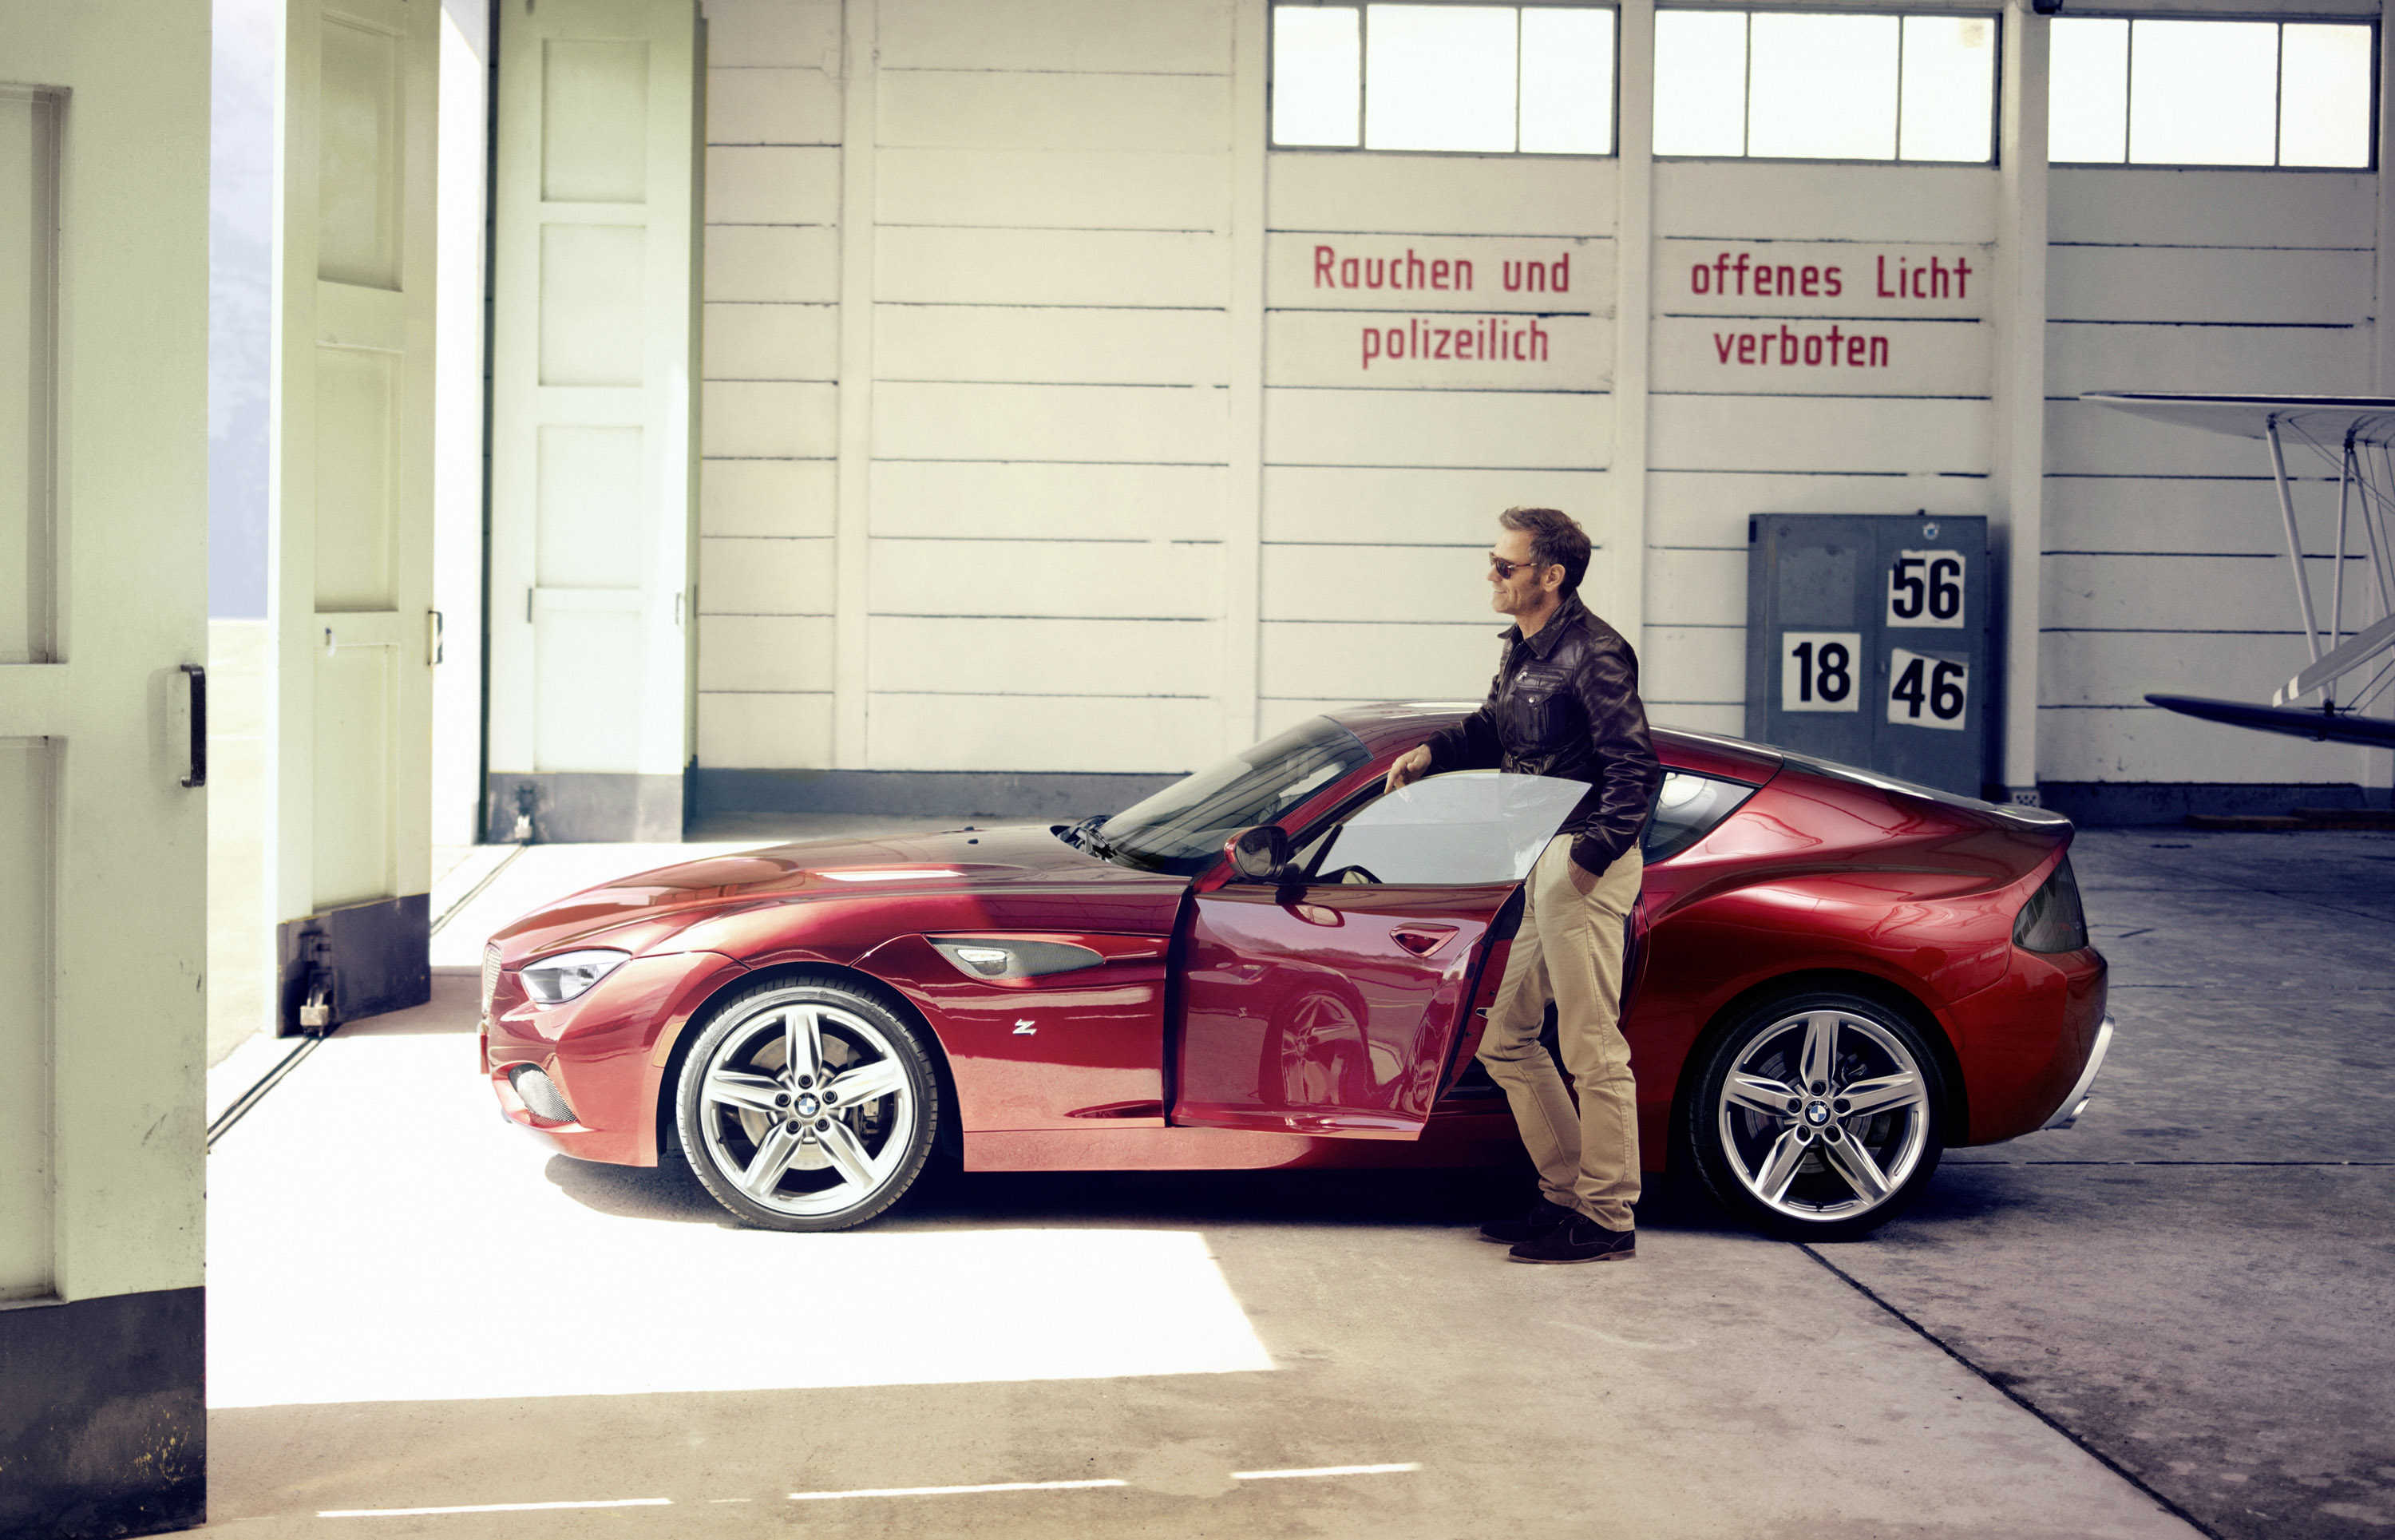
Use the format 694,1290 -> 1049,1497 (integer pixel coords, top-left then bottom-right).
1641,770 -> 1758,864
1303,771 -> 1592,885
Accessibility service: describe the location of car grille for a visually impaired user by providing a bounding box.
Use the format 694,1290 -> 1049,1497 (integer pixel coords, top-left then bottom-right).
481,943 -> 501,1013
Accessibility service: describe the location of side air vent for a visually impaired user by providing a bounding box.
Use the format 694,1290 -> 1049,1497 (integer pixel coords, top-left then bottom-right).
929,939 -> 1105,980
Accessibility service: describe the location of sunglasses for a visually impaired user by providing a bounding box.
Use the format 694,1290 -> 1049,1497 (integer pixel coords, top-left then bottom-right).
1488,555 -> 1550,580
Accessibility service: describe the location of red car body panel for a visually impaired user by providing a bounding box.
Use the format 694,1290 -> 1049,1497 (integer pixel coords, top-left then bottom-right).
1175,880 -> 1515,1138
480,709 -> 2106,1181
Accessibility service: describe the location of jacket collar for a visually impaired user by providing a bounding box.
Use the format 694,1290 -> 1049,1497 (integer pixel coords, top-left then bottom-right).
1502,591 -> 1589,658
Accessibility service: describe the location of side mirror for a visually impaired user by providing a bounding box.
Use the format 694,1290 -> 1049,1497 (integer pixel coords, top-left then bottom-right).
1225,824 -> 1293,883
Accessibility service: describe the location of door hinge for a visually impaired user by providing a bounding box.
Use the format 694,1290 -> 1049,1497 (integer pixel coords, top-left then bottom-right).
295,932 -> 339,1035
428,608 -> 444,665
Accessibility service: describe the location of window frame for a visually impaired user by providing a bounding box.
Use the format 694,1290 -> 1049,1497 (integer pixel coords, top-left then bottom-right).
1268,0 -> 1625,159
1650,5 -> 2005,166
2046,12 -> 2380,172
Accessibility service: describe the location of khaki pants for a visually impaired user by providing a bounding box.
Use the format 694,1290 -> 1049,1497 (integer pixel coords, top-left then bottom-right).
1477,838 -> 1643,1230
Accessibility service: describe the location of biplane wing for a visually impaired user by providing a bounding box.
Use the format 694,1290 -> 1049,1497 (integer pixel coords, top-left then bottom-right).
2143,693 -> 2395,749
2083,392 -> 2395,752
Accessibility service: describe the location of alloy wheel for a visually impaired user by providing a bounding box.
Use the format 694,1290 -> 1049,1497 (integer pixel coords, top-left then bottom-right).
691,997 -> 918,1219
1714,1007 -> 1932,1224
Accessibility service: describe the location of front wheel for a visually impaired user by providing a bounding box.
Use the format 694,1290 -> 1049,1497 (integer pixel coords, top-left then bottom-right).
676,978 -> 938,1231
1688,992 -> 1946,1241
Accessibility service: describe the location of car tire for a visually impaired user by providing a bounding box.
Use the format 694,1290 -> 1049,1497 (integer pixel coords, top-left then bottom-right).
1687,989 -> 1946,1241
675,976 -> 939,1232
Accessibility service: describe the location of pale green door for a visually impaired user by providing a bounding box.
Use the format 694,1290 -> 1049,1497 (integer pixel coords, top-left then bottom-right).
271,0 -> 441,1031
486,0 -> 702,842
0,0 -> 212,1529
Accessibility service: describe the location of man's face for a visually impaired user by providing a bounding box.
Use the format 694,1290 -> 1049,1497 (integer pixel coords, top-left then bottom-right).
1488,529 -> 1560,618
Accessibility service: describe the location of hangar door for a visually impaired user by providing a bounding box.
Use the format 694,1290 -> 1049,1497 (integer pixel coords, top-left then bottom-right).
271,0 -> 441,1031
486,0 -> 701,842
0,2 -> 212,1529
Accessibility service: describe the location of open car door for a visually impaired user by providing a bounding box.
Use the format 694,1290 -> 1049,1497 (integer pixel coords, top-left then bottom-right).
1173,772 -> 1591,1137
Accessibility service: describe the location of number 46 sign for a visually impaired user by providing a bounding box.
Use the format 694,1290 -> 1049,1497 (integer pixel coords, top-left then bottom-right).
1889,648 -> 1969,730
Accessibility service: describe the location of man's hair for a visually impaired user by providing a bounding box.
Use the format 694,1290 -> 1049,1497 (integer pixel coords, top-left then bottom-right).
1498,506 -> 1591,596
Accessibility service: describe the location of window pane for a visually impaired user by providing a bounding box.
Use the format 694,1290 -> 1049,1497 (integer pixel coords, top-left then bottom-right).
1898,15 -> 1994,161
1520,8 -> 1615,155
1273,6 -> 1362,147
1654,9 -> 1747,156
1323,772 -> 1592,885
2129,19 -> 2278,167
2049,17 -> 2128,163
1366,4 -> 1519,151
2281,23 -> 2373,168
1749,12 -> 1898,160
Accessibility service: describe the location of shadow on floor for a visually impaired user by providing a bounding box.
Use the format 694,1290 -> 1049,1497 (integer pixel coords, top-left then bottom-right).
544,1148 -> 1760,1239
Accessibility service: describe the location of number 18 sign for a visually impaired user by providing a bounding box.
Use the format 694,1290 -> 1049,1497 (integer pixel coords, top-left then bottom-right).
1782,631 -> 1861,713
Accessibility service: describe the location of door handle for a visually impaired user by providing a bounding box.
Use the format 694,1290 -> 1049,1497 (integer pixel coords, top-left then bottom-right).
1389,924 -> 1457,957
180,663 -> 206,789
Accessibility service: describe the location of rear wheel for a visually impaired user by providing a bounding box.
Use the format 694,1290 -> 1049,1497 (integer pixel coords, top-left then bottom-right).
1688,991 -> 1945,1241
676,978 -> 937,1231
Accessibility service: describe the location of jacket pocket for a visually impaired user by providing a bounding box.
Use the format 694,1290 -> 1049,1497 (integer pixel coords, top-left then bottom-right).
1504,678 -> 1565,745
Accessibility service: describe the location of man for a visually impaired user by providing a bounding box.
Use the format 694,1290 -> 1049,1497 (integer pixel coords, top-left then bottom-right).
1383,507 -> 1661,1264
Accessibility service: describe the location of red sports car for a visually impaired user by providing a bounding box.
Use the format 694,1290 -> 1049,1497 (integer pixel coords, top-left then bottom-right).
481,705 -> 2111,1240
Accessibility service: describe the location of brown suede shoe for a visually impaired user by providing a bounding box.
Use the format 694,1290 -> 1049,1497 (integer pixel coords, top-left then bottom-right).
1478,1198 -> 1577,1245
1507,1215 -> 1636,1264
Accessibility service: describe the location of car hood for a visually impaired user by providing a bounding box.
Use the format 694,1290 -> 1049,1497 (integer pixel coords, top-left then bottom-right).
484,823 -> 1153,962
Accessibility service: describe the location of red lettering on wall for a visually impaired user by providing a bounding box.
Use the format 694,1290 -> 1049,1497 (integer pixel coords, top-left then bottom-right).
1705,324 -> 1893,370
1355,315 -> 1554,370
1875,253 -> 1973,302
1501,253 -> 1571,293
1311,243 -> 1488,291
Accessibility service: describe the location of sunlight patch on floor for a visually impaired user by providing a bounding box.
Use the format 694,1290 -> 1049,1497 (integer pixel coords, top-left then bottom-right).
208,1032 -> 1274,1408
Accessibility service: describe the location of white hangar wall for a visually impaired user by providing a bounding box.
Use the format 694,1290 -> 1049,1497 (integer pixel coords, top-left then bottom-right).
2043,168 -> 2389,805
684,0 -> 2394,823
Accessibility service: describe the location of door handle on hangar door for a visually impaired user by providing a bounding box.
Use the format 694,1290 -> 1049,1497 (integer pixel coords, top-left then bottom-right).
180,663 -> 207,789
1389,924 -> 1458,957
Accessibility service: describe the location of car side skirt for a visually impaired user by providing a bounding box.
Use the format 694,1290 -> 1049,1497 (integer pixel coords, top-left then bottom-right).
964,1110 -> 1523,1173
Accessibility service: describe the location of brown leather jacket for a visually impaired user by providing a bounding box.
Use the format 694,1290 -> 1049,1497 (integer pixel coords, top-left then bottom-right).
1424,592 -> 1662,873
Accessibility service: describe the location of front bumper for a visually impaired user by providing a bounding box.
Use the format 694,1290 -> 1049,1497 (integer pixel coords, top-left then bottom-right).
2039,1014 -> 2113,1130
482,948 -> 747,1166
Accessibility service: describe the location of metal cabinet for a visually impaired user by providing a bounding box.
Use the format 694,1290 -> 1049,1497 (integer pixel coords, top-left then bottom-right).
1744,513 -> 1991,798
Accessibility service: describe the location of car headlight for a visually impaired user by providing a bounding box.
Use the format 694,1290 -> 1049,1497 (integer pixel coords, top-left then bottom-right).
520,948 -> 631,1004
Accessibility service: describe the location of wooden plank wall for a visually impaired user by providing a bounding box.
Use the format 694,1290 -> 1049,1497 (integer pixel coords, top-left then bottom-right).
1257,154 -> 1617,737
1645,162 -> 1997,737
695,0 -> 844,768
869,0 -> 1233,773
2045,168 -> 2381,786
692,0 -> 2389,798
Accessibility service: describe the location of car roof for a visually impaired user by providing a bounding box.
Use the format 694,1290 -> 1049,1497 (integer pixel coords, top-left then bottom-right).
1320,702 -> 1784,784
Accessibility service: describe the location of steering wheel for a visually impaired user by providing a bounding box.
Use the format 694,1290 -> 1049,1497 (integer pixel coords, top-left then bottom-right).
1319,864 -> 1383,885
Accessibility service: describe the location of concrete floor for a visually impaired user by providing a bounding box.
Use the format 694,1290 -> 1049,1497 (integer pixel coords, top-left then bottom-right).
193,825 -> 2393,1538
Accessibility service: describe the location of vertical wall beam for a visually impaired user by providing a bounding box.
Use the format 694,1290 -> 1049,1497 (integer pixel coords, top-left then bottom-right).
2368,14 -> 2395,797
832,0 -> 877,768
1993,0 -> 2050,802
1225,0 -> 1267,752
1612,0 -> 1655,644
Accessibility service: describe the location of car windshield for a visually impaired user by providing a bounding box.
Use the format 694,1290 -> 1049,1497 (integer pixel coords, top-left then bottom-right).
1080,718 -> 1372,875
